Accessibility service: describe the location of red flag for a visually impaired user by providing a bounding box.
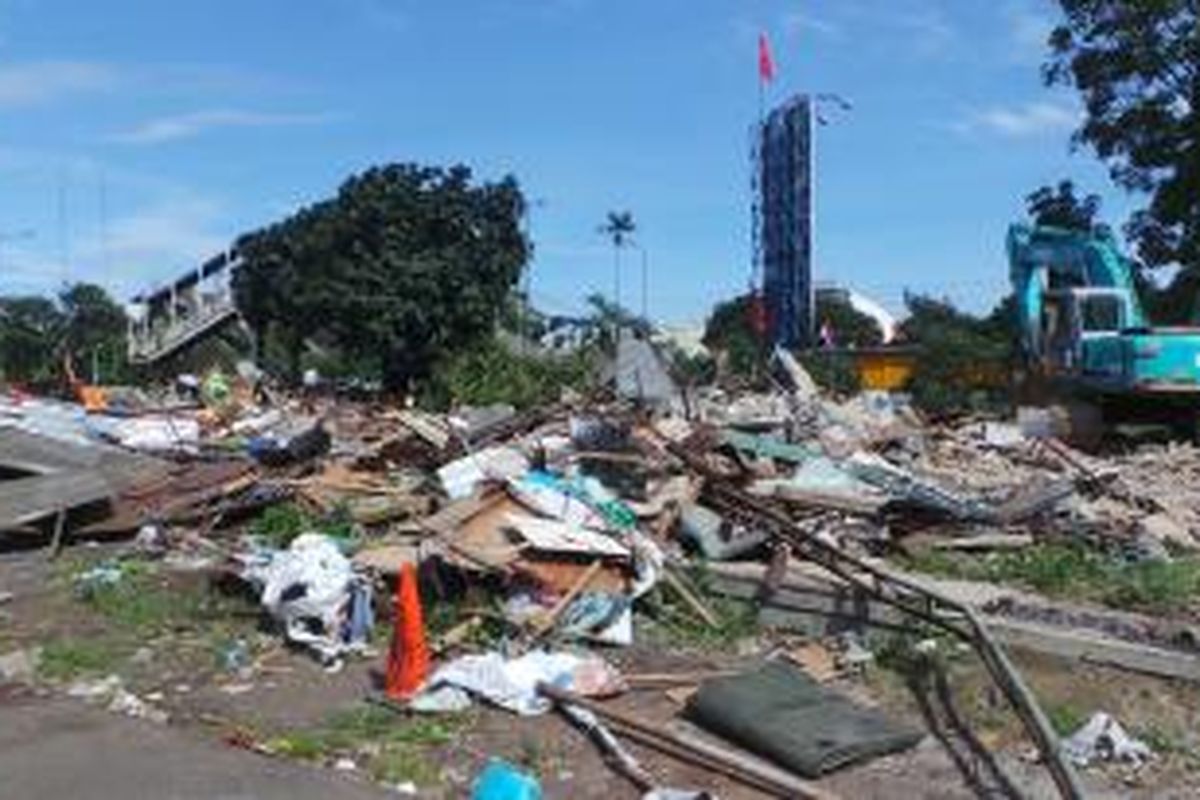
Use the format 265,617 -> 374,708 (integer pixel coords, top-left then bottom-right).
758,32 -> 775,83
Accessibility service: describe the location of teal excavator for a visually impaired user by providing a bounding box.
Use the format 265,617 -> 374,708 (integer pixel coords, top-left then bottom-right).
1007,223 -> 1200,435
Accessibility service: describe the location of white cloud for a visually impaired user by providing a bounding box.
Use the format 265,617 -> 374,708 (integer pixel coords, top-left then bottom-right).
111,108 -> 334,145
1,194 -> 229,298
68,197 -> 229,297
783,11 -> 841,40
0,60 -> 117,107
100,200 -> 225,266
960,101 -> 1080,137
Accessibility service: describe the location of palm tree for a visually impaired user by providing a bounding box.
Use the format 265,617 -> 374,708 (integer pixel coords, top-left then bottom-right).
599,210 -> 636,315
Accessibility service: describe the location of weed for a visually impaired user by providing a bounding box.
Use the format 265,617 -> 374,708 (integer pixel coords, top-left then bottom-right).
38,638 -> 123,681
319,705 -> 461,750
646,590 -> 759,651
248,502 -> 361,550
249,503 -> 309,548
269,703 -> 468,789
368,745 -> 441,785
1045,702 -> 1087,737
80,566 -> 242,636
1137,724 -> 1200,769
1102,560 -> 1200,613
268,732 -> 325,760
903,543 -> 1200,614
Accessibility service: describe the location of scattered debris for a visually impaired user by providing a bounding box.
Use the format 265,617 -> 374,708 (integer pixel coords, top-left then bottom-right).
236,533 -> 374,666
0,647 -> 40,683
1062,712 -> 1153,768
12,352 -> 1200,800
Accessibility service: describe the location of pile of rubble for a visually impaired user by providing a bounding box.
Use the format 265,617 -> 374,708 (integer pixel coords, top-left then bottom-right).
3,352 -> 1196,797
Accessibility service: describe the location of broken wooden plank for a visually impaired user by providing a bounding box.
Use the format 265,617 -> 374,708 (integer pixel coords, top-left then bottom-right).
0,470 -> 112,531
662,565 -> 719,628
931,533 -> 1035,551
531,559 -> 604,639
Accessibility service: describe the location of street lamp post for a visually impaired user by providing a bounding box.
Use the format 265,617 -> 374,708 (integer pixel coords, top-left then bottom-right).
807,93 -> 852,345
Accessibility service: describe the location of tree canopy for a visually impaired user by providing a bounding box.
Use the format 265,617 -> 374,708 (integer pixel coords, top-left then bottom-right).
703,293 -> 768,379
899,292 -> 1013,415
599,211 -> 636,249
59,282 -> 129,383
233,163 -> 529,391
702,291 -> 883,381
0,296 -> 63,387
815,293 -> 885,348
1045,0 -> 1199,269
0,282 -> 128,388
1025,180 -> 1103,231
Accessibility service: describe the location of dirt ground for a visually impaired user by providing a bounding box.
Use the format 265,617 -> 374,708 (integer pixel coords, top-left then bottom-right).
2,541 -> 1197,799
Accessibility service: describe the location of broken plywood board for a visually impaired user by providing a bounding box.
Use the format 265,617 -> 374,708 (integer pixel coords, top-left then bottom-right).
0,428 -> 162,531
0,470 -> 112,530
433,490 -> 528,570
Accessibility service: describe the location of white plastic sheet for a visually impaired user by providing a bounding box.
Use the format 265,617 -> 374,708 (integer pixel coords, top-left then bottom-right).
411,650 -> 624,716
239,533 -> 372,664
1062,712 -> 1152,767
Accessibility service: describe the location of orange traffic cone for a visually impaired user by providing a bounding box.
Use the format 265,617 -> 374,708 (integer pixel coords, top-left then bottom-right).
385,561 -> 430,701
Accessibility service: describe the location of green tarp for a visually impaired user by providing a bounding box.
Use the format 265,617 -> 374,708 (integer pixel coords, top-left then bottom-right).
685,661 -> 924,777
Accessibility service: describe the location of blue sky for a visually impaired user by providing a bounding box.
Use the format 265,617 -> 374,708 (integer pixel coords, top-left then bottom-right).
0,0 -> 1135,323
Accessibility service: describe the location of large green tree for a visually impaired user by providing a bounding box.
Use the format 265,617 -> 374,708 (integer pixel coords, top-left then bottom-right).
1045,1 -> 1199,269
1025,180 -> 1103,231
58,282 -> 129,383
899,293 -> 1013,415
702,291 -> 882,381
0,296 -> 64,386
815,293 -> 885,348
233,163 -> 529,390
703,293 -> 767,379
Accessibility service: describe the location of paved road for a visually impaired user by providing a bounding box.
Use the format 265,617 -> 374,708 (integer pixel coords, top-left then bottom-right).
0,696 -> 393,800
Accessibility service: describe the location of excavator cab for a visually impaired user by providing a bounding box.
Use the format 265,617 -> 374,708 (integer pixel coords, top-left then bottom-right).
1009,224 -> 1200,441
1037,287 -> 1132,387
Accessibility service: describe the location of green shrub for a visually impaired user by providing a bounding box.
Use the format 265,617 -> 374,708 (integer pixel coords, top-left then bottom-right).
798,351 -> 860,396
421,339 -> 594,410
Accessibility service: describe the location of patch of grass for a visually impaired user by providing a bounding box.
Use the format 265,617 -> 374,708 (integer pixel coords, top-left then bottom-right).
268,732 -> 325,761
904,543 -> 1200,614
1045,701 -> 1087,737
1102,560 -> 1200,613
646,590 -> 759,650
268,703 -> 469,789
248,502 -> 361,550
38,638 -> 124,681
248,503 -> 310,548
1137,724 -> 1200,770
320,705 -> 461,750
79,563 -> 242,636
